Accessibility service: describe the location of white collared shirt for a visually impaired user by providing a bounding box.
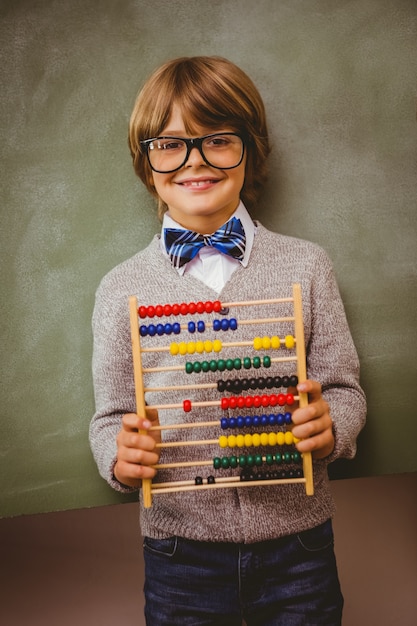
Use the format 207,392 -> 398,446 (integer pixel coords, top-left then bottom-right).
160,201 -> 256,293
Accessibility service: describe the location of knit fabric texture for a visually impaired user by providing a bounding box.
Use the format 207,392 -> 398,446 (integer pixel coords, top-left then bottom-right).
89,223 -> 366,543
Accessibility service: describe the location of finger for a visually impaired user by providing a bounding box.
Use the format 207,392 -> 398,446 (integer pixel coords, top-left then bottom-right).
121,412 -> 152,432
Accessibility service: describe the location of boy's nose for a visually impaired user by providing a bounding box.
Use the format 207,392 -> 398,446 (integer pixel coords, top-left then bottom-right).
184,146 -> 205,167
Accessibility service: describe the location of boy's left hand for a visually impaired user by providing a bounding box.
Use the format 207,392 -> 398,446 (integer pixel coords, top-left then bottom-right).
291,380 -> 335,459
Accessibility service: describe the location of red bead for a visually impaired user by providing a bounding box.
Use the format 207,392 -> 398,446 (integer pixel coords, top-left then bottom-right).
172,303 -> 181,315
277,394 -> 286,406
229,397 -> 238,409
286,393 -> 295,405
253,395 -> 262,408
245,396 -> 254,408
183,399 -> 192,412
213,300 -> 222,312
163,304 -> 173,316
147,305 -> 155,318
155,305 -> 164,317
188,302 -> 197,314
261,394 -> 270,407
180,303 -> 189,315
204,301 -> 214,313
138,306 -> 147,319
237,396 -> 246,409
196,301 -> 205,313
269,394 -> 278,407
221,398 -> 230,410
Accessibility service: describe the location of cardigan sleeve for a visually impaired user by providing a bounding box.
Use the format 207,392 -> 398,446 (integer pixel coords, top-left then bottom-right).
304,247 -> 366,463
89,273 -> 138,494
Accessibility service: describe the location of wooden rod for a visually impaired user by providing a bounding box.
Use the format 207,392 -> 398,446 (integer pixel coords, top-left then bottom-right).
151,476 -> 306,494
292,284 -> 314,496
129,295 -> 152,508
150,420 -> 220,432
221,297 -> 294,307
148,395 -> 299,412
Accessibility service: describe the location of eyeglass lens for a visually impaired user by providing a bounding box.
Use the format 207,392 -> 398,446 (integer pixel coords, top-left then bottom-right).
146,134 -> 244,172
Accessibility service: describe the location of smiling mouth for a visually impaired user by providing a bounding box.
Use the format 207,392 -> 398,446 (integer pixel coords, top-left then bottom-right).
177,179 -> 220,187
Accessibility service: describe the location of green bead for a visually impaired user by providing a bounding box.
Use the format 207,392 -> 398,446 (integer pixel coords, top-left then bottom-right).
292,451 -> 302,463
253,356 -> 261,368
265,454 -> 274,465
239,454 -> 247,467
234,358 -> 242,370
193,362 -> 202,373
229,455 -> 238,468
247,455 -> 255,467
217,359 -> 226,372
201,361 -> 210,372
275,453 -> 283,464
255,454 -> 263,466
263,355 -> 271,368
221,456 -> 230,469
243,357 -> 252,369
209,360 -> 218,372
185,362 -> 193,374
283,451 -> 292,463
226,359 -> 234,371
213,457 -> 221,469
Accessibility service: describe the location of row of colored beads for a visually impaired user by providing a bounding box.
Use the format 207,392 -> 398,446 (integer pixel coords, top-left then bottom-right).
170,337 -> 295,355
220,393 -> 295,410
220,413 -> 293,429
185,356 -> 271,374
213,450 -> 302,469
218,431 -> 299,449
217,375 -> 298,393
138,300 -> 222,319
240,468 -> 304,481
253,335 -> 295,350
139,318 -> 240,337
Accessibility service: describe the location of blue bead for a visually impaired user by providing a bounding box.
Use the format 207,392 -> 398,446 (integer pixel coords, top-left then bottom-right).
277,413 -> 285,426
156,324 -> 165,336
252,416 -> 260,427
188,321 -> 196,333
229,318 -> 238,330
268,413 -> 277,426
237,416 -> 245,428
173,323 -> 181,334
285,412 -> 293,424
164,323 -> 173,335
213,319 -> 221,331
229,417 -> 237,429
221,319 -> 229,331
220,417 -> 229,430
245,416 -> 252,427
261,414 -> 268,427
139,325 -> 148,337
197,321 -> 205,332
148,324 -> 156,336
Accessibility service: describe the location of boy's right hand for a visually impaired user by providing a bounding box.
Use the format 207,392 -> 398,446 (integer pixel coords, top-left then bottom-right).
114,409 -> 161,488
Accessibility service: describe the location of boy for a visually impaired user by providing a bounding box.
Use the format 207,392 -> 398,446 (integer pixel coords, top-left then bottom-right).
90,56 -> 366,625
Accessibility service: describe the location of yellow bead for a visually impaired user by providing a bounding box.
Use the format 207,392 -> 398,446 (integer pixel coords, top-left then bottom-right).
293,435 -> 300,444
261,336 -> 270,349
268,432 -> 277,446
284,431 -> 294,445
213,339 -> 222,353
228,435 -> 236,448
252,433 -> 261,447
271,336 -> 280,349
253,337 -> 263,350
285,335 -> 295,349
204,340 -> 213,353
236,434 -> 245,447
219,435 -> 228,448
277,432 -> 285,445
244,434 -> 253,447
170,342 -> 179,356
195,341 -> 205,353
179,342 -> 188,355
260,432 -> 269,446
187,341 -> 196,354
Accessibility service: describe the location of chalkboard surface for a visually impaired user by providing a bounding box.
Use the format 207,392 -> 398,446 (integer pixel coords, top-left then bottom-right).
1,0 -> 416,518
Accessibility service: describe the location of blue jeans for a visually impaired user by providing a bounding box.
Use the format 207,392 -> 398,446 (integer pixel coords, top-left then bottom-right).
143,519 -> 343,625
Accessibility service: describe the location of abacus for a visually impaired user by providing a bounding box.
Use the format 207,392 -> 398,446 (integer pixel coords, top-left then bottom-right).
129,284 -> 313,508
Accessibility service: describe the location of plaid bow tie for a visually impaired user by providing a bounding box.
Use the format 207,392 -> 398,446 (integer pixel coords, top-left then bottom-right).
164,217 -> 246,269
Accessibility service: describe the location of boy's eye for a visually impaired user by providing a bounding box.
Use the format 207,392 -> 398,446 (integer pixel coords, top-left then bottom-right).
205,135 -> 232,148
153,139 -> 184,151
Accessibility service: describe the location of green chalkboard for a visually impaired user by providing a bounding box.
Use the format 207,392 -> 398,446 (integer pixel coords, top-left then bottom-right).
1,0 -> 416,518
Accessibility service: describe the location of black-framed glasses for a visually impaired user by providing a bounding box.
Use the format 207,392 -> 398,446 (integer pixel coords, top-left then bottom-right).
140,132 -> 245,173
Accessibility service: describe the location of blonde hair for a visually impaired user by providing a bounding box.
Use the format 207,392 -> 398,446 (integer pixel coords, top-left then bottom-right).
129,56 -> 271,219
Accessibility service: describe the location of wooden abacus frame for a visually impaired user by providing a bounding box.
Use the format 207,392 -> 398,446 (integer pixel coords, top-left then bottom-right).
129,283 -> 313,508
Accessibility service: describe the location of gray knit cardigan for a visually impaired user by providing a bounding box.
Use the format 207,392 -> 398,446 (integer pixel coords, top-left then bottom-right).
90,223 -> 366,543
